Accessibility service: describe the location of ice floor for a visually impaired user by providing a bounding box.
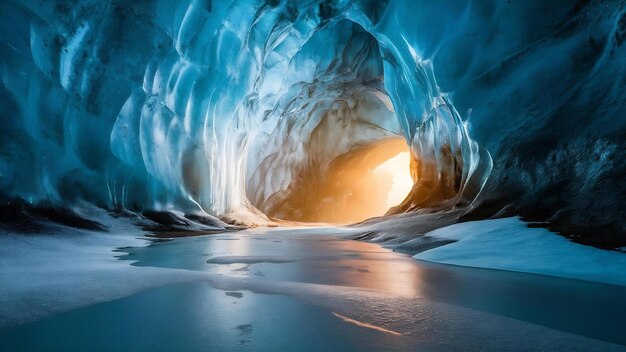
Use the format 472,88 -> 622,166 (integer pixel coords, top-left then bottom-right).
1,224 -> 626,351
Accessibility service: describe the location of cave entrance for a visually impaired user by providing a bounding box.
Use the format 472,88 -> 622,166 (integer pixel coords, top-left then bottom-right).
267,137 -> 414,224
246,18 -> 419,225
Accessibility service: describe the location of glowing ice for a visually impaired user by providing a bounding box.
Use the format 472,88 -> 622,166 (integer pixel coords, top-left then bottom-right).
0,1 -> 623,235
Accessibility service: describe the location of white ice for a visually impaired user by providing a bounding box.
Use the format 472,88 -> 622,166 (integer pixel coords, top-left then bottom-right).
414,217 -> 626,286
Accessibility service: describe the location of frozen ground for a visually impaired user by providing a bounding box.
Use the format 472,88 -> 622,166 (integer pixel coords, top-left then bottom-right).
1,215 -> 626,350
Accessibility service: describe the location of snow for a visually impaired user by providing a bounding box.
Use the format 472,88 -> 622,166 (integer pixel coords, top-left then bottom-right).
0,208 -> 353,328
0,210 -> 211,328
414,217 -> 626,287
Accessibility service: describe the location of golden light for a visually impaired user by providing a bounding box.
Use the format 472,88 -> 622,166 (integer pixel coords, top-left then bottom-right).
374,152 -> 413,209
267,138 -> 415,224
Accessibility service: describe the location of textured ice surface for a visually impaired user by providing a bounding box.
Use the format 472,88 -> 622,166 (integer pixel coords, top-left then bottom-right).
0,1 -> 488,220
1,1 -> 626,239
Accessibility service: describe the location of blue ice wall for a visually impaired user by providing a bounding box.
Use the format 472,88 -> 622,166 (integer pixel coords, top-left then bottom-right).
0,0 -> 625,242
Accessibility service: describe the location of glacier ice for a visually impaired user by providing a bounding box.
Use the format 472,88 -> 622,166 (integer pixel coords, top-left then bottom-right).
0,1 -> 625,242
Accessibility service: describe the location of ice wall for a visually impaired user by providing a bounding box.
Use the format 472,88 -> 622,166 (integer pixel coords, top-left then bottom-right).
0,0 -> 625,243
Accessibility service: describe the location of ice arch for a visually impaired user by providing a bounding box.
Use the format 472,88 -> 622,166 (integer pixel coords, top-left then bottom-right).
0,0 -> 491,225
3,0 -> 625,245
132,1 -> 492,223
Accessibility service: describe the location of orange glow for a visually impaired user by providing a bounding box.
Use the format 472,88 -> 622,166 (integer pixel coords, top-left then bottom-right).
374,152 -> 413,209
266,138 -> 415,224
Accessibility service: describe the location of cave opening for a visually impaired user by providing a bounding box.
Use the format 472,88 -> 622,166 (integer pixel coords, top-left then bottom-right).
238,18 -> 426,225
265,137 -> 414,224
223,14 -> 487,227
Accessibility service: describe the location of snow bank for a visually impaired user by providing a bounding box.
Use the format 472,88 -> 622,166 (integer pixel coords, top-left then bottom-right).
414,217 -> 626,286
0,210 -> 212,327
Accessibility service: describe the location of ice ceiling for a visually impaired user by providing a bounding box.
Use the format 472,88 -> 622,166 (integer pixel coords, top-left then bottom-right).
1,1 -> 626,242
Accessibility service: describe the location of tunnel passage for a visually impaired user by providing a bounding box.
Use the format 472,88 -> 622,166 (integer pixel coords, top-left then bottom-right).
0,0 -> 491,228
4,1 -> 626,246
241,19 -> 418,224
241,17 -> 487,225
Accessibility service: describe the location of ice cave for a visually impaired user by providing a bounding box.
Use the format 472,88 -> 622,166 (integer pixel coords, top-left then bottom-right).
2,1 -> 626,351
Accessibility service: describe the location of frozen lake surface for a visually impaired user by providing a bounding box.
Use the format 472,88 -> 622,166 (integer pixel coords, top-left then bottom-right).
2,227 -> 626,351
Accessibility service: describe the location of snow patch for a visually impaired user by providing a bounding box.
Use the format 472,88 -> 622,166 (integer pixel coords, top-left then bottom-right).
0,212 -> 212,327
414,217 -> 626,286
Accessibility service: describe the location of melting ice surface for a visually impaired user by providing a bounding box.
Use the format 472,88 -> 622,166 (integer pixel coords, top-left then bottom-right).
2,215 -> 626,350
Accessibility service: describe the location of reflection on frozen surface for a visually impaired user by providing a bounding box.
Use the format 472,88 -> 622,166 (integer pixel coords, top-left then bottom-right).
116,228 -> 626,349
123,228 -> 424,298
2,227 -> 626,351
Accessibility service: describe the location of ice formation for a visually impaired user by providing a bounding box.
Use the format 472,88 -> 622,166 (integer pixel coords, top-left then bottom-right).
0,1 -> 625,242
